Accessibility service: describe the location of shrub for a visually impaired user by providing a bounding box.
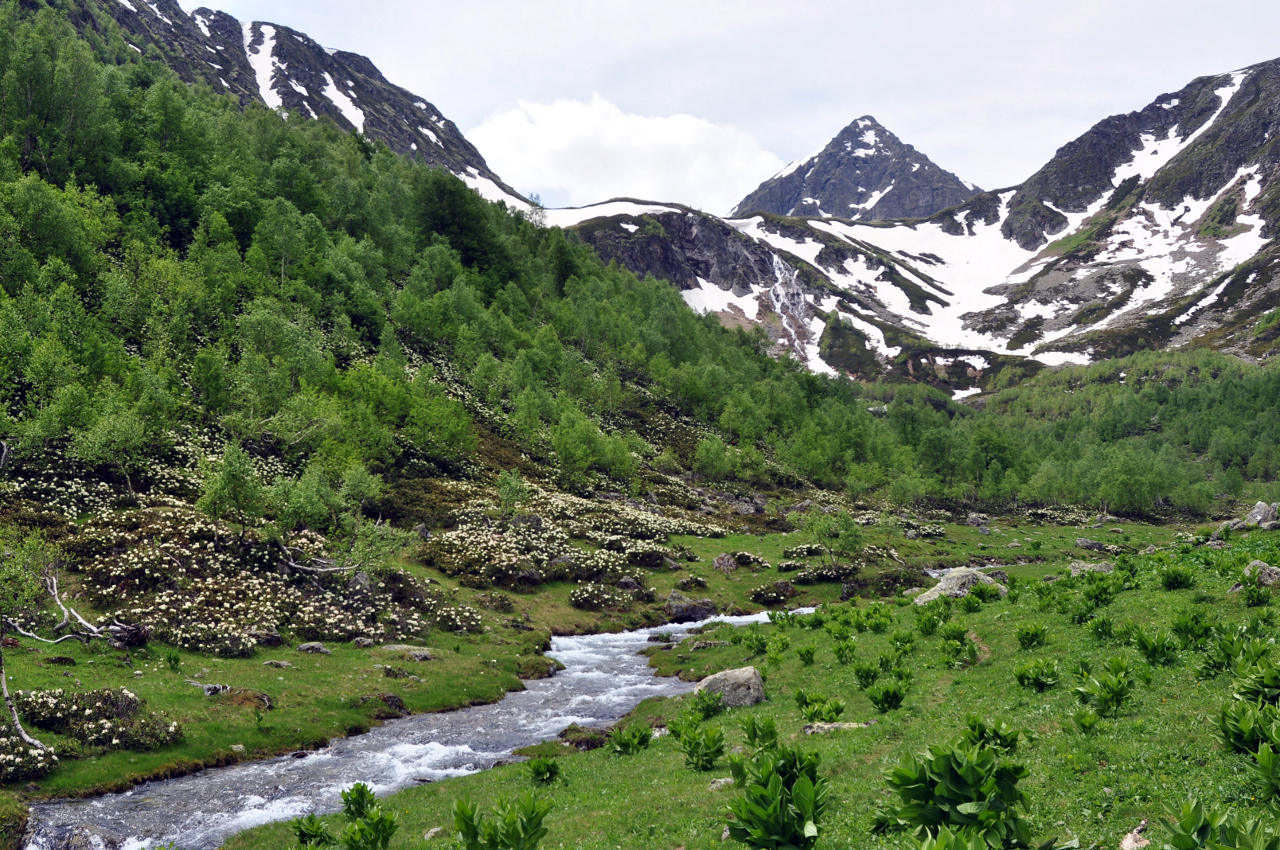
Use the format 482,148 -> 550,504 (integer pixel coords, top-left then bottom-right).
739,715 -> 778,751
690,689 -> 726,721
1159,565 -> 1196,590
852,661 -> 880,690
1219,700 -> 1280,754
680,725 -> 725,771
526,757 -> 560,785
1170,606 -> 1216,649
607,723 -> 652,755
958,594 -> 983,613
867,681 -> 906,713
1073,708 -> 1100,736
1014,659 -> 1060,692
1088,616 -> 1115,643
937,622 -> 967,643
917,612 -> 942,637
1074,657 -> 1134,717
874,740 -> 1031,848
727,745 -> 829,849
941,637 -> 979,669
960,716 -> 1024,753
833,640 -> 857,665
1015,624 -> 1048,650
891,630 -> 917,653
454,793 -> 550,850
796,645 -> 817,666
1244,584 -> 1272,607
1132,628 -> 1180,666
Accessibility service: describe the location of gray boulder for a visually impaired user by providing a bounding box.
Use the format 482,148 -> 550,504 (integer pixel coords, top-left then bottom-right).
1244,502 -> 1279,527
1245,560 -> 1280,587
297,642 -> 331,655
695,666 -> 765,708
914,567 -> 1006,605
664,590 -> 716,623
1068,560 -> 1114,577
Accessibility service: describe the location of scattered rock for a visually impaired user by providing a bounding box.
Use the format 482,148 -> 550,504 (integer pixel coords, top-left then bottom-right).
346,572 -> 373,593
412,523 -> 431,541
1245,560 -> 1280,587
803,719 -> 878,734
262,660 -> 293,669
357,692 -> 407,718
0,636 -> 18,649
713,553 -> 738,572
1142,545 -> 1159,555
383,665 -> 410,679
226,688 -> 272,710
1265,521 -> 1280,532
695,666 -> 765,708
966,513 -> 988,527
984,569 -> 1010,584
1243,501 -> 1279,527
707,777 -> 734,791
352,637 -> 375,648
1005,541 -> 1020,548
1120,819 -> 1150,850
297,642 -> 331,655
230,744 -> 246,754
424,827 -> 445,840
1206,540 -> 1228,550
1076,537 -> 1112,553
191,681 -> 230,696
913,567 -> 1007,605
691,641 -> 729,651
1068,560 -> 1114,577
664,590 -> 716,623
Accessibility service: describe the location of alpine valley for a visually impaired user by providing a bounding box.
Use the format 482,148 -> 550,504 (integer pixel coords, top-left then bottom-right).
4,2 -> 1280,850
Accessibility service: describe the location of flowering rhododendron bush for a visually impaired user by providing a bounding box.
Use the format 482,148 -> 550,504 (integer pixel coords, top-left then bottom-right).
13,688 -> 181,752
0,733 -> 58,784
62,508 -> 481,656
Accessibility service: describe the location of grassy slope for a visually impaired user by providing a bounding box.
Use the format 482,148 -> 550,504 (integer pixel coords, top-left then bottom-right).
214,520 -> 1277,850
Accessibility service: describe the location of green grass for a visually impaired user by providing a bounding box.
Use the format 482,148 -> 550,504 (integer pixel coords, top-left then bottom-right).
221,523 -> 1280,850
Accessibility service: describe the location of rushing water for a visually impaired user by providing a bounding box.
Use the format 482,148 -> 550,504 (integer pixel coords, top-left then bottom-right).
23,611 -> 781,850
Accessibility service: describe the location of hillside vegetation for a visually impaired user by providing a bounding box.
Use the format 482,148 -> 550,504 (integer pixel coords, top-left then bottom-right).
1,4 -> 1280,849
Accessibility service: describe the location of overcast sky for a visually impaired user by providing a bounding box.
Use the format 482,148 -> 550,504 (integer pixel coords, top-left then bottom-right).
184,1 -> 1280,215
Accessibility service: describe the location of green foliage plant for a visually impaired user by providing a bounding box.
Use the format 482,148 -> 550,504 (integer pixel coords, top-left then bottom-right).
1015,624 -> 1048,651
690,688 -> 726,721
526,757 -> 560,785
1014,659 -> 1060,693
607,723 -> 652,755
453,793 -> 551,850
726,745 -> 829,849
875,738 -> 1032,848
680,724 -> 725,771
867,681 -> 906,713
1073,657 -> 1135,717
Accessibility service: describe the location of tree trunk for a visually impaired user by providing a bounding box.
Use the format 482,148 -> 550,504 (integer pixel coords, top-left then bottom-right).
0,625 -> 48,751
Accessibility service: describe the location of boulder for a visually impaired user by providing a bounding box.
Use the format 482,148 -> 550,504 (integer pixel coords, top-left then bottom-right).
352,637 -> 375,649
383,645 -> 433,661
1243,502 -> 1279,527
263,660 -> 293,669
250,628 -> 283,647
695,666 -> 765,707
713,553 -> 738,573
664,590 -> 716,623
1068,560 -> 1114,577
691,640 -> 729,651
966,513 -> 988,527
1265,521 -> 1280,532
297,642 -> 331,655
707,777 -> 735,791
1245,560 -> 1280,587
914,567 -> 1006,605
803,719 -> 878,735
1076,537 -> 1111,553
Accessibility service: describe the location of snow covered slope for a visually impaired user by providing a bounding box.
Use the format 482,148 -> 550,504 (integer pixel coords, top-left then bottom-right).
572,58 -> 1280,380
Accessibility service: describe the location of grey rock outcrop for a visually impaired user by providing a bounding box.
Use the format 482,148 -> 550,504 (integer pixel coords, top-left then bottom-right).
664,591 -> 716,623
913,567 -> 1006,605
694,666 -> 765,708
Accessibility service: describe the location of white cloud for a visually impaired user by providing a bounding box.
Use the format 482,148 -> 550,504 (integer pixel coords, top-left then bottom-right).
467,95 -> 784,215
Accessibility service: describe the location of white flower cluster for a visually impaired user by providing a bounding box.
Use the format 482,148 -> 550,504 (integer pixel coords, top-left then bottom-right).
0,732 -> 58,782
12,687 -> 181,753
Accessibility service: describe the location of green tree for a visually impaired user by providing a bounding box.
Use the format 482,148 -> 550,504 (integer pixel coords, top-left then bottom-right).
197,441 -> 265,535
0,530 -> 52,750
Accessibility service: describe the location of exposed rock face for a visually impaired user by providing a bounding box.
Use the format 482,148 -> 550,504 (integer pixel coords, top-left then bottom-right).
913,567 -> 1006,605
732,116 -> 980,220
694,666 -> 765,707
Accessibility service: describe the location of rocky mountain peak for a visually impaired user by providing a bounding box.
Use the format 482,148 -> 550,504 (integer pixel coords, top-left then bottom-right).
731,114 -> 981,221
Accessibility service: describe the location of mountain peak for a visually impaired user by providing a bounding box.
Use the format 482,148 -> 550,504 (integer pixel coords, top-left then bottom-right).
731,115 -> 980,220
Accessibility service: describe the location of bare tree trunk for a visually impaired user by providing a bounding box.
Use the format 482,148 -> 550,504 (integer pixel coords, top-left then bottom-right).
0,625 -> 48,751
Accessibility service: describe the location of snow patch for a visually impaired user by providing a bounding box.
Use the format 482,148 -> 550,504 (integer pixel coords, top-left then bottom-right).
191,11 -> 210,36
542,201 -> 680,229
619,222 -> 639,233
116,0 -> 138,11
417,125 -> 441,146
243,23 -> 282,110
141,0 -> 173,25
322,72 -> 365,133
952,387 -> 982,400
681,277 -> 760,321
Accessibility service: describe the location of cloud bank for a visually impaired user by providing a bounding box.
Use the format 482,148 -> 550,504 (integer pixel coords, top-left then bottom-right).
468,95 -> 784,214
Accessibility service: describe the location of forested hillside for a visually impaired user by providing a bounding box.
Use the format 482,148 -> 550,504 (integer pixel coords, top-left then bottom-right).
0,6 -> 1276,523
